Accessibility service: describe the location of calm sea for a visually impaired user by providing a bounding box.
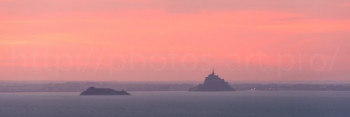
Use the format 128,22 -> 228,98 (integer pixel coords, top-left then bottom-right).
0,91 -> 349,117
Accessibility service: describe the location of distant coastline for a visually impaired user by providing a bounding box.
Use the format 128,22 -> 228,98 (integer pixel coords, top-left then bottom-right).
1,81 -> 350,92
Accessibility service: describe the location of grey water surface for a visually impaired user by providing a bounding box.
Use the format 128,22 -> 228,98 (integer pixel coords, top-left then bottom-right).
0,91 -> 349,117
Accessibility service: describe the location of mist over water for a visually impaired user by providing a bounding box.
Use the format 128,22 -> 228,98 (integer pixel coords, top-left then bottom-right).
0,91 -> 349,117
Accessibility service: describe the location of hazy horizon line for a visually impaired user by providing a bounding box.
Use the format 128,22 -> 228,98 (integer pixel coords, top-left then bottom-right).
2,80 -> 350,84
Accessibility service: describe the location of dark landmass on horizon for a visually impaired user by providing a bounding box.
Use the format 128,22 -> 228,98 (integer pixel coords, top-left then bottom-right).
190,70 -> 234,91
80,87 -> 130,95
1,81 -> 350,92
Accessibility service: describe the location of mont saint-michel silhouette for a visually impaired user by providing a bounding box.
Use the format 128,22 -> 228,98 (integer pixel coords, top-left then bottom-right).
189,69 -> 234,91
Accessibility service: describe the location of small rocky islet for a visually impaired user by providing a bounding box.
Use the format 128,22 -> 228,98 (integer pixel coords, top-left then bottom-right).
80,87 -> 130,95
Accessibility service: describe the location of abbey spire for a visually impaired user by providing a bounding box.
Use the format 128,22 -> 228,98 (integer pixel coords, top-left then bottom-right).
211,68 -> 215,75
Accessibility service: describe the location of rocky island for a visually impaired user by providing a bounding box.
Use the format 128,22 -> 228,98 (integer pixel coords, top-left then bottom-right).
80,87 -> 130,95
189,69 -> 234,91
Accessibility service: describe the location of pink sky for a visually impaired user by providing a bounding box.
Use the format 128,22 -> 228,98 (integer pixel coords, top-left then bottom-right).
0,0 -> 350,81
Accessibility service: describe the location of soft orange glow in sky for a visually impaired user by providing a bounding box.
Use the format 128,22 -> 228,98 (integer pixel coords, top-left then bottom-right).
1,0 -> 350,81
